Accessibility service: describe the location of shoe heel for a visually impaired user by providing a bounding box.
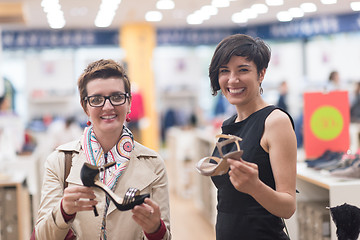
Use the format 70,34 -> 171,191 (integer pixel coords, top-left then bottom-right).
80,163 -> 149,211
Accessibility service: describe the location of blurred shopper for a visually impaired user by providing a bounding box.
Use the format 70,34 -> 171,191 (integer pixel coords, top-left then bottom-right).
206,34 -> 297,239
34,59 -> 171,240
47,116 -> 83,150
325,70 -> 341,91
276,81 -> 288,112
351,81 -> 360,123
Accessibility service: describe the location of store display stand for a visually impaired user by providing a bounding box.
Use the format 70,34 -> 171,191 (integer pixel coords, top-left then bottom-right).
296,161 -> 360,240
0,173 -> 32,240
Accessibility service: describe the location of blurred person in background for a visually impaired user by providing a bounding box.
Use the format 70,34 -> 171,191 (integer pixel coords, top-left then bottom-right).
276,81 -> 288,112
34,59 -> 171,240
325,70 -> 341,92
206,34 -> 297,239
47,116 -> 83,150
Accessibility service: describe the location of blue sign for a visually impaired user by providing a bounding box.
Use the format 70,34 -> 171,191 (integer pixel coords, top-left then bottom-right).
2,12 -> 360,49
1,29 -> 119,49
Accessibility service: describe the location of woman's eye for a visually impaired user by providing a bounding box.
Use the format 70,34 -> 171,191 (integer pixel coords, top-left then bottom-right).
92,97 -> 103,104
112,95 -> 124,101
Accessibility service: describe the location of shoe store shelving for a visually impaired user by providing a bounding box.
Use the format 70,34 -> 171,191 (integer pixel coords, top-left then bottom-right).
0,172 -> 32,240
296,159 -> 360,240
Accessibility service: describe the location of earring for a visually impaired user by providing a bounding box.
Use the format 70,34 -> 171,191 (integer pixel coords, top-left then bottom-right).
259,83 -> 264,95
87,119 -> 91,126
126,114 -> 131,122
126,110 -> 131,122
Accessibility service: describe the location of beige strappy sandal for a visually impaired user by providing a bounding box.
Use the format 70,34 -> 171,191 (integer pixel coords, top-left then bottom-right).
196,134 -> 243,176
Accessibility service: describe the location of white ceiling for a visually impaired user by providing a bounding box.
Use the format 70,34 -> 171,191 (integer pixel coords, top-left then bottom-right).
0,0 -> 358,30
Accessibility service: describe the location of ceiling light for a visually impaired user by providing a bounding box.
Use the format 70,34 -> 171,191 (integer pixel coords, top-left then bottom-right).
277,11 -> 292,22
300,3 -> 317,12
187,14 -> 203,24
351,2 -> 360,11
47,11 -> 66,29
321,0 -> 337,4
266,0 -> 284,6
251,4 -> 268,14
212,0 -> 230,8
241,8 -> 257,19
156,0 -> 175,10
288,7 -> 304,18
41,0 -> 66,29
200,5 -> 218,16
95,0 -> 121,28
145,11 -> 163,22
194,10 -> 210,20
232,12 -> 248,23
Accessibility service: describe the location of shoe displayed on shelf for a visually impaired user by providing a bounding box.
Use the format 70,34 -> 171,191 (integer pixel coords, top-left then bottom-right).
330,158 -> 360,179
306,150 -> 344,168
196,134 -> 243,176
81,162 -> 150,211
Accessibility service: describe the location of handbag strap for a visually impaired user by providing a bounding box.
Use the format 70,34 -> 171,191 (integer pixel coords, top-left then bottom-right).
63,151 -> 73,189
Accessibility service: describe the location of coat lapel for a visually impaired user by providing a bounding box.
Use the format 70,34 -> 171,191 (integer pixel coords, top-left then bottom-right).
107,150 -> 158,215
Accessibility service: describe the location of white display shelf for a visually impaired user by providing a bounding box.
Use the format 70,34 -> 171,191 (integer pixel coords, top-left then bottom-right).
296,161 -> 360,240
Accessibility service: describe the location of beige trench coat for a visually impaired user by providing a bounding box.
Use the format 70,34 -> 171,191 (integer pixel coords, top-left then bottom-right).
34,139 -> 171,240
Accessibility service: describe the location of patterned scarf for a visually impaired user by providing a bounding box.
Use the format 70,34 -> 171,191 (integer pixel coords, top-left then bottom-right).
81,125 -> 134,240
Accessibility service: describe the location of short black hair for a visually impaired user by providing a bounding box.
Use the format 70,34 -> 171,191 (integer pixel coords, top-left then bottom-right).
209,34 -> 271,96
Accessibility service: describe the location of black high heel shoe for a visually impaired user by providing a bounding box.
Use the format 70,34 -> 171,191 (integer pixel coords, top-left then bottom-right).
80,162 -> 150,211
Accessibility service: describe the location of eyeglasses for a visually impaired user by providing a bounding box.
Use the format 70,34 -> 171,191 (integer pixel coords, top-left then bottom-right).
84,93 -> 129,107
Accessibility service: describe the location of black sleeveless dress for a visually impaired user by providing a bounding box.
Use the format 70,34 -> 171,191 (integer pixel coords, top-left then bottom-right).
211,105 -> 294,240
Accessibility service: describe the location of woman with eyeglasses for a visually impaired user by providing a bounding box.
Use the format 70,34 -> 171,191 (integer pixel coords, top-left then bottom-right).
34,59 -> 171,240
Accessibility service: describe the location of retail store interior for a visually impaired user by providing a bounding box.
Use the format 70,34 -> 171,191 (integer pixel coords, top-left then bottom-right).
1,0 -> 360,239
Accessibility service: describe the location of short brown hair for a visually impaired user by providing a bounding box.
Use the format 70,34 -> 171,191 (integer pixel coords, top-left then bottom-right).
78,59 -> 131,112
209,34 -> 271,96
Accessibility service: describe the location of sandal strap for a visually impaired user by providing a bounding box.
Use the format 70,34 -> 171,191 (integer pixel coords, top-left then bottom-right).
215,134 -> 242,157
122,187 -> 139,205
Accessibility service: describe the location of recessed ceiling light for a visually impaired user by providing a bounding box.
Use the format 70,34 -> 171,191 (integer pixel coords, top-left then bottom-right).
145,11 -> 163,22
200,5 -> 218,16
95,0 -> 121,28
266,0 -> 284,6
251,4 -> 268,14
193,10 -> 210,20
321,0 -> 337,4
288,7 -> 304,18
156,0 -> 175,10
212,0 -> 230,8
187,14 -> 203,24
41,0 -> 66,29
241,8 -> 257,19
232,12 -> 248,23
277,11 -> 293,22
300,3 -> 317,13
351,2 -> 360,11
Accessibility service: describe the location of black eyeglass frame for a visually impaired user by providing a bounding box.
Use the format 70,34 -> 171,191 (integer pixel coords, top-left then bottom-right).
84,93 -> 130,107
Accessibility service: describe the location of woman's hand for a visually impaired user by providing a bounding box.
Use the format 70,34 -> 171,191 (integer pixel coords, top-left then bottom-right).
132,198 -> 161,234
227,158 -> 261,195
62,186 -> 98,215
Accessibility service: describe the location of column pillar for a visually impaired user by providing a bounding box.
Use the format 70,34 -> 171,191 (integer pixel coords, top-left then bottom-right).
120,23 -> 159,151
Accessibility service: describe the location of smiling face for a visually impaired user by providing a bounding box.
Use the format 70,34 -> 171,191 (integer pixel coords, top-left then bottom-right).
85,77 -> 130,137
218,55 -> 265,107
